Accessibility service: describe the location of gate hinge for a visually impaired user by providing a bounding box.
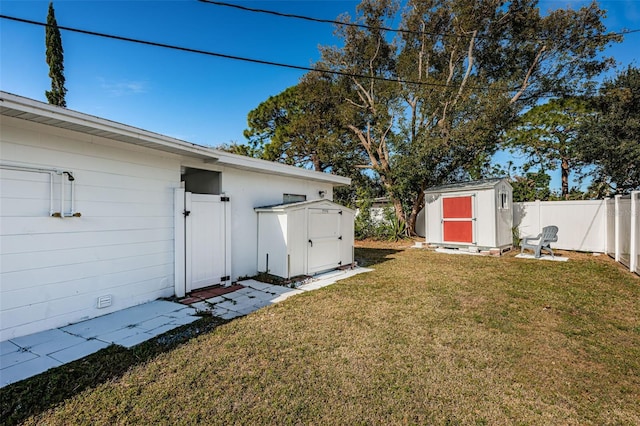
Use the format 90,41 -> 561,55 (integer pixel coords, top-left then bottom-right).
338,235 -> 342,240
221,196 -> 230,202
339,210 -> 343,215
183,210 -> 191,217
338,261 -> 342,265
221,275 -> 230,282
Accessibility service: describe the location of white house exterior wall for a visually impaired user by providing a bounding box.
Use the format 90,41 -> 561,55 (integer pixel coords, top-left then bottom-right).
1,116 -> 180,341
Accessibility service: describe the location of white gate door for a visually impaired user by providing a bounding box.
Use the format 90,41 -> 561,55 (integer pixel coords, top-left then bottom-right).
185,193 -> 228,292
307,208 -> 342,274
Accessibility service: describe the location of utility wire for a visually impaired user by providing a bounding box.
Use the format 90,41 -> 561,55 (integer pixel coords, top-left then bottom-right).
197,0 -> 640,42
0,14 -> 509,92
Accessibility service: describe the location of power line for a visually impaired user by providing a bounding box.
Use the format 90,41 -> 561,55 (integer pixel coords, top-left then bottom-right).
0,14 -> 504,92
197,0 -> 640,42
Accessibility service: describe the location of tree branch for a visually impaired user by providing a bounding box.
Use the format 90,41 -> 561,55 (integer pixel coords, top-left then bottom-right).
510,45 -> 546,104
446,48 -> 457,85
453,31 -> 477,106
347,123 -> 379,169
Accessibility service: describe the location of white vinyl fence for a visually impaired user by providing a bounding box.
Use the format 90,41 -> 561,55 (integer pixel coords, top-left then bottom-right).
514,200 -> 607,252
514,192 -> 639,275
607,193 -> 639,273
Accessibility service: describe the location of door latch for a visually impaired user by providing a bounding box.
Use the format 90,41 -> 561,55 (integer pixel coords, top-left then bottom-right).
308,239 -> 313,247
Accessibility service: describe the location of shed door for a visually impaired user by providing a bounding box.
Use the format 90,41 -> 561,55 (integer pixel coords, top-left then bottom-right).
307,208 -> 342,274
185,192 -> 228,292
442,196 -> 474,244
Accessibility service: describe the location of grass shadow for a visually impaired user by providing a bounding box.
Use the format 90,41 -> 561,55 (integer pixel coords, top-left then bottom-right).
355,247 -> 403,268
0,315 -> 228,425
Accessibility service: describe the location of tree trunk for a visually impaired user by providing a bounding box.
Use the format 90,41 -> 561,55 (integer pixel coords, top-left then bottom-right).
311,153 -> 321,172
407,185 -> 426,236
561,157 -> 569,200
379,176 -> 406,225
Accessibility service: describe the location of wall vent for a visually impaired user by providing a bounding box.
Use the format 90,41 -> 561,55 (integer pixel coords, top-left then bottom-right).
97,295 -> 112,309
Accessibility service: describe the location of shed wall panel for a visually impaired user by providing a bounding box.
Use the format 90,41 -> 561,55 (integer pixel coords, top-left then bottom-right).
340,210 -> 355,266
257,213 -> 288,277
475,190 -> 496,247
496,182 -> 513,247
287,209 -> 307,277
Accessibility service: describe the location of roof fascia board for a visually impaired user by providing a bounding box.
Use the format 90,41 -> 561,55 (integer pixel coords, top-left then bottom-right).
424,178 -> 509,194
1,92 -> 217,160
212,149 -> 351,186
255,199 -> 354,213
1,91 -> 351,187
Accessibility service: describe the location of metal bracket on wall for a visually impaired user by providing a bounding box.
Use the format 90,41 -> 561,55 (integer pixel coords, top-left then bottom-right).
221,196 -> 230,202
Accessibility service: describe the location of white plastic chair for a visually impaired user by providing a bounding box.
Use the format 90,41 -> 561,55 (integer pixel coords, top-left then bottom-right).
521,225 -> 558,258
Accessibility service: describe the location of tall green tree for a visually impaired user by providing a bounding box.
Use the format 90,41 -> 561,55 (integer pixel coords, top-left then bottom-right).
504,97 -> 590,199
244,74 -> 361,173
45,1 -> 66,107
315,0 -> 616,234
577,66 -> 640,195
243,73 -> 373,205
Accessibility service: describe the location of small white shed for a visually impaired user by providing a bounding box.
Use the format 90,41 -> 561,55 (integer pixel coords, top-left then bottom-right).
424,178 -> 513,252
255,199 -> 355,279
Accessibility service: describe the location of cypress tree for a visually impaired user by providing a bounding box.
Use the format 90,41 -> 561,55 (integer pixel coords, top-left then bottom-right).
45,2 -> 66,107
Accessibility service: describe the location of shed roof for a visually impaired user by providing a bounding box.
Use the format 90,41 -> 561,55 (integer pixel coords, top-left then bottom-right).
0,91 -> 350,186
424,178 -> 510,194
255,199 -> 354,213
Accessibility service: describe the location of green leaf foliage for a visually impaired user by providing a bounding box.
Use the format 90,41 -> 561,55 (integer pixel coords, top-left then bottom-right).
511,171 -> 551,202
576,66 -> 640,195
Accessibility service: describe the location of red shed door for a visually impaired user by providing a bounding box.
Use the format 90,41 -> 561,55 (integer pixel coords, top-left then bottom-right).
442,196 -> 474,243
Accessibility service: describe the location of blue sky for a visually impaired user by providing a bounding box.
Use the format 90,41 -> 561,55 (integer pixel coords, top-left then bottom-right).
1,0 -> 638,189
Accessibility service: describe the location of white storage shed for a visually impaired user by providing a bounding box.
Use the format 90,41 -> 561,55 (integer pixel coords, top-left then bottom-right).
255,199 -> 355,279
423,178 -> 513,252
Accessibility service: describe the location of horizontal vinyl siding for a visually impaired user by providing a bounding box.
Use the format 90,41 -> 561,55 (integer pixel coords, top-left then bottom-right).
0,116 -> 180,340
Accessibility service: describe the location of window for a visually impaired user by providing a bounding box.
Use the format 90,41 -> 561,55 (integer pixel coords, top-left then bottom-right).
499,191 -> 509,210
181,168 -> 221,195
283,193 -> 306,204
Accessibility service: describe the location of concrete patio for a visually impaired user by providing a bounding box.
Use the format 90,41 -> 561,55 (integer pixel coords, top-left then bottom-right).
0,267 -> 370,388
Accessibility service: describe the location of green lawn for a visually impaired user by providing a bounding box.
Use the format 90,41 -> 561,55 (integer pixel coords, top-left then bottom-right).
3,242 -> 639,425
